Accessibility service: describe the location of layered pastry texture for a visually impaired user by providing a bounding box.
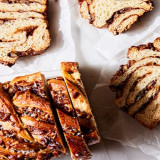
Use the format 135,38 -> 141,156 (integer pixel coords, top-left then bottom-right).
0,0 -> 51,66
2,72 -> 66,159
0,64 -> 100,159
79,0 -> 153,35
48,78 -> 92,160
61,62 -> 100,145
110,37 -> 160,129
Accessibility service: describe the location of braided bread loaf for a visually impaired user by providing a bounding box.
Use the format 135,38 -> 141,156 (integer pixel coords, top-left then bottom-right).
0,0 -> 50,66
79,0 -> 153,35
110,37 -> 160,129
3,72 -> 66,159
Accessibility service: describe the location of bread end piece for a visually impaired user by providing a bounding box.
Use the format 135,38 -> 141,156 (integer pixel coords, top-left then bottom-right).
61,62 -> 101,146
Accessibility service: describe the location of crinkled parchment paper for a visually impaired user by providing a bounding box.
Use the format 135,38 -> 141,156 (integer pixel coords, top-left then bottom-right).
0,0 -> 160,159
67,0 -> 160,159
89,20 -> 160,160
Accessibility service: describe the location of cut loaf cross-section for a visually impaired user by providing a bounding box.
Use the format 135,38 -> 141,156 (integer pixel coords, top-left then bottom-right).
0,0 -> 50,66
110,37 -> 160,129
79,0 -> 153,35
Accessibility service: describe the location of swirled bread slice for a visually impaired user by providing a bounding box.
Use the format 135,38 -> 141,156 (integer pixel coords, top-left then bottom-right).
0,83 -> 44,159
110,37 -> 160,129
61,62 -> 100,145
0,0 -> 50,66
48,78 -> 92,160
3,72 -> 66,159
79,0 -> 153,35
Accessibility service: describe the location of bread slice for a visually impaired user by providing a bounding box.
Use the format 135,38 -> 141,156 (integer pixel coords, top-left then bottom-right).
79,0 -> 153,35
48,78 -> 92,160
110,37 -> 160,129
0,0 -> 50,66
3,72 -> 66,159
0,83 -> 44,159
61,62 -> 100,145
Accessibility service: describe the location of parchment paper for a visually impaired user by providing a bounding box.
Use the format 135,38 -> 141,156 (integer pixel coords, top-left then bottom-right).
89,18 -> 160,160
0,0 -> 160,159
67,0 -> 160,159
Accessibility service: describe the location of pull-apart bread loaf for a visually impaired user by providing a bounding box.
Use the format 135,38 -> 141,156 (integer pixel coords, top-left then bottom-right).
3,72 -> 66,159
61,62 -> 100,145
110,37 -> 160,129
79,0 -> 153,35
48,78 -> 92,160
0,0 -> 50,66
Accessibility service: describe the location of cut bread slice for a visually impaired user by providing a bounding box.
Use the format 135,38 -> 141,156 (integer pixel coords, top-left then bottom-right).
79,0 -> 153,35
3,72 -> 67,158
109,37 -> 160,129
0,0 -> 50,66
0,83 -> 43,159
48,78 -> 92,160
61,62 -> 100,145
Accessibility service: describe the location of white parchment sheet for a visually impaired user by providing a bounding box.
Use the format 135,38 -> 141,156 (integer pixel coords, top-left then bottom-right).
90,25 -> 160,159
0,0 -> 160,159
67,0 -> 160,159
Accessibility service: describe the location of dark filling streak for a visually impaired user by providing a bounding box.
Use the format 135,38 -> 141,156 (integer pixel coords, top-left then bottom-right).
122,80 -> 157,112
0,112 -> 11,121
133,90 -> 160,118
51,90 -> 76,117
107,7 -> 133,25
26,26 -> 38,37
111,62 -> 160,93
40,137 -> 62,151
135,43 -> 157,51
27,125 -> 62,151
1,0 -> 45,5
129,72 -> 151,92
27,125 -> 49,135
63,126 -> 82,137
76,108 -> 92,120
12,81 -> 46,99
17,107 -> 54,124
114,14 -> 139,34
135,80 -> 156,102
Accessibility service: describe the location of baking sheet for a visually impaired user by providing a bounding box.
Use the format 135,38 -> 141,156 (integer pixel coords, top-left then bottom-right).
0,0 -> 160,159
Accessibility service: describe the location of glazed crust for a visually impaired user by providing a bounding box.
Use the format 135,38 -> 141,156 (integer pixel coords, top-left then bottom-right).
79,0 -> 153,35
109,37 -> 160,129
0,0 -> 50,66
61,62 -> 100,145
0,83 -> 43,159
2,72 -> 66,159
48,78 -> 92,160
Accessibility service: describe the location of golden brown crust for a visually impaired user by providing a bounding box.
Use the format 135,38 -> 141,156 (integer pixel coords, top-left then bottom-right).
109,37 -> 160,129
48,78 -> 92,160
0,83 -> 44,159
3,72 -> 66,158
61,62 -> 100,145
